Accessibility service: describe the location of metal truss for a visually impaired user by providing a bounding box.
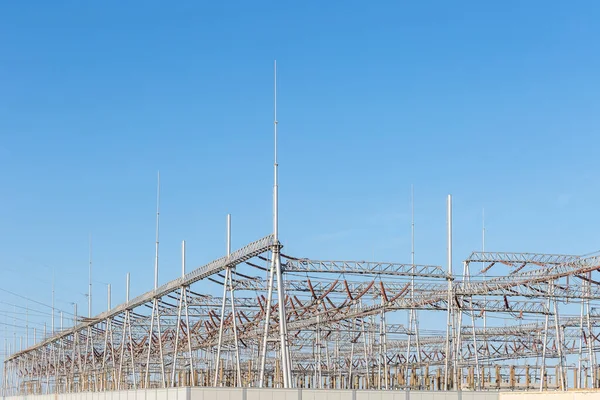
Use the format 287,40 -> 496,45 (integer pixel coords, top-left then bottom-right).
5,241 -> 600,394
282,257 -> 448,278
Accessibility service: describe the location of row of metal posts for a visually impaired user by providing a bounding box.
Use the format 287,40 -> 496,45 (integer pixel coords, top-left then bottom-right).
4,194 -> 600,393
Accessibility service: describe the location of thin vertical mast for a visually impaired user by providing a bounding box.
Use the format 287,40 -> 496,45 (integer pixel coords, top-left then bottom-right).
51,268 -> 55,334
88,234 -> 92,318
482,207 -> 487,379
406,185 -> 416,387
411,185 -> 415,266
154,171 -> 160,290
272,60 -> 291,387
25,300 -> 28,347
273,61 -> 278,242
181,241 -> 186,278
444,195 -> 453,390
482,208 -> 485,253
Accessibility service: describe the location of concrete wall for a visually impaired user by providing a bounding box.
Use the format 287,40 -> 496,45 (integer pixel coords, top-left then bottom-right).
2,389 -> 500,400
499,391 -> 600,400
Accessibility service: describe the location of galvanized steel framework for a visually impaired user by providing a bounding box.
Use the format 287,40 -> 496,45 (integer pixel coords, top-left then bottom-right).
5,235 -> 600,394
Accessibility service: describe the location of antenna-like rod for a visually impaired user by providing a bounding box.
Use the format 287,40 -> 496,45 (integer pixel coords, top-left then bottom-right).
181,241 -> 186,278
227,214 -> 232,256
154,171 -> 160,290
88,234 -> 92,318
411,185 -> 415,266
273,60 -> 279,243
51,268 -> 55,334
447,195 -> 452,276
444,194 -> 453,390
482,208 -> 485,253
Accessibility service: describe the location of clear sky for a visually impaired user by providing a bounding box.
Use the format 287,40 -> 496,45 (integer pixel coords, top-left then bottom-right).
0,1 -> 599,348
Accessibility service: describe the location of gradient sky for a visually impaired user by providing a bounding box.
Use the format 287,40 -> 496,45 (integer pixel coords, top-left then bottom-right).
1,1 -> 599,353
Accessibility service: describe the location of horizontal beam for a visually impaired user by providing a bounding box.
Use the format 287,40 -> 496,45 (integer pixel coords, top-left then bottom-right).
283,257 -> 447,278
5,234 -> 274,362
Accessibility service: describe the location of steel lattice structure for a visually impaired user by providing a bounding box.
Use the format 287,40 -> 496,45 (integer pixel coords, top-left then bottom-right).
5,237 -> 600,394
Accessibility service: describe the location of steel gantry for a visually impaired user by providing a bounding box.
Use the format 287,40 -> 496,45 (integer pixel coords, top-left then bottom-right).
5,238 -> 600,394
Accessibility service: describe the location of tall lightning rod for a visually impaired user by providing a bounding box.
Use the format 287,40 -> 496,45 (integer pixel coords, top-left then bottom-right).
273,61 -> 279,243
482,208 -> 485,253
154,171 -> 160,290
411,185 -> 415,265
88,234 -> 92,318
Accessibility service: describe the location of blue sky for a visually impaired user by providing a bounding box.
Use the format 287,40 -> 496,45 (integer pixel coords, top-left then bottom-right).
1,1 -> 599,347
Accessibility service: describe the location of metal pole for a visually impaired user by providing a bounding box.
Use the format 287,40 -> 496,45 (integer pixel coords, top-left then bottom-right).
381,297 -> 388,389
155,299 -> 166,388
226,214 -> 242,386
229,269 -> 242,386
182,241 -> 186,278
26,299 -> 29,347
155,171 -> 160,289
316,312 -> 322,388
52,268 -> 55,334
272,59 -> 291,389
482,208 -> 488,386
89,234 -> 92,318
227,214 -> 231,256
171,291 -> 184,387
213,267 -> 229,387
466,261 -> 481,389
348,317 -> 355,389
259,256 -> 276,387
361,299 -> 370,389
145,300 -> 156,387
444,194 -> 453,390
579,294 -> 585,388
553,283 -> 566,390
183,290 -> 194,385
586,273 -> 596,387
274,250 -> 290,387
540,287 -> 551,391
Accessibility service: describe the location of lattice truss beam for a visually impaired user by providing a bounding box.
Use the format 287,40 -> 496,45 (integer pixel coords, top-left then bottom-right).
5,242 -> 600,394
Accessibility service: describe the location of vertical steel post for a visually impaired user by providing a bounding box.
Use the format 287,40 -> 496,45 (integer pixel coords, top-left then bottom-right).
540,286 -> 551,391
154,171 -> 160,290
226,214 -> 243,386
213,267 -> 229,386
155,299 -> 166,388
183,290 -> 194,385
272,60 -> 291,388
52,269 -> 55,334
182,241 -> 186,278
89,234 -> 92,318
259,257 -> 276,387
444,194 -> 453,390
171,292 -> 184,387
552,282 -> 566,390
586,273 -> 596,387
